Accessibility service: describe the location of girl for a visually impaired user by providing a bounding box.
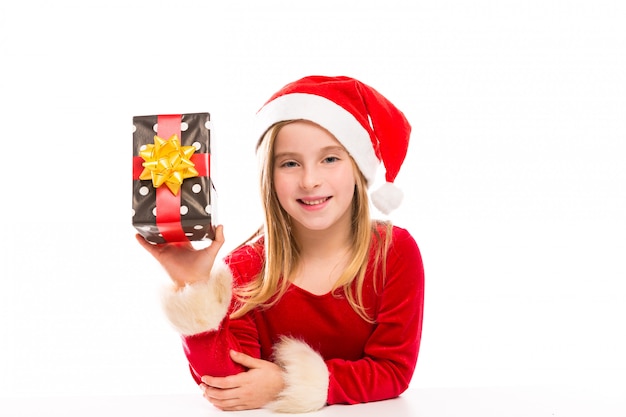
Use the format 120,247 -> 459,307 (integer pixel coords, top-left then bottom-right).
136,76 -> 425,413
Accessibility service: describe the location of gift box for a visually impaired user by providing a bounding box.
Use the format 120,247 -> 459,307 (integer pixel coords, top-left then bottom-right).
132,113 -> 216,243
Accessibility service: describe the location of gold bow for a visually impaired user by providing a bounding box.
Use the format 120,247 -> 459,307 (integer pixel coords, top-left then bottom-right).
139,134 -> 198,195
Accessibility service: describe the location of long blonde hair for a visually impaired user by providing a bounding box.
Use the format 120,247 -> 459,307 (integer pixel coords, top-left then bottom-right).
231,121 -> 392,322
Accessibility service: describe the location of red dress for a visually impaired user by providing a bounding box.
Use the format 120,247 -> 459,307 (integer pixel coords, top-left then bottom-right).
164,225 -> 424,412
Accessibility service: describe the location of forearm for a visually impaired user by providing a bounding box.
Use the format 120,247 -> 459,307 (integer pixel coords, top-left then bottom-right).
325,355 -> 416,404
161,260 -> 260,379
183,323 -> 249,380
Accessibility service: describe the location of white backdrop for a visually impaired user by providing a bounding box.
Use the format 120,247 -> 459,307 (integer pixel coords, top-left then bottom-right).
1,0 -> 624,399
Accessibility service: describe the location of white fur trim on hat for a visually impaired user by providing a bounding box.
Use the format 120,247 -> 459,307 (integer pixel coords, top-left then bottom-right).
256,93 -> 380,185
371,181 -> 404,215
265,337 -> 329,413
160,260 -> 233,336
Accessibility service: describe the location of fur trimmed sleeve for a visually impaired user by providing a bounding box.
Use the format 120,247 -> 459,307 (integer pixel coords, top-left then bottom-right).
160,260 -> 233,336
265,337 -> 330,413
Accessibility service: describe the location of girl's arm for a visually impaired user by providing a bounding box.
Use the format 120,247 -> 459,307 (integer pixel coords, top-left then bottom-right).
158,241 -> 264,380
137,226 -> 253,377
156,238 -> 302,412
326,227 -> 424,404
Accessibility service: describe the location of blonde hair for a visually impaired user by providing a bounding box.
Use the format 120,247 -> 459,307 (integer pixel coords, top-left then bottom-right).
231,121 -> 392,322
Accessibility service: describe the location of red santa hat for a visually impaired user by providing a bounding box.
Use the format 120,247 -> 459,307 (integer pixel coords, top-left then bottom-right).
255,75 -> 412,214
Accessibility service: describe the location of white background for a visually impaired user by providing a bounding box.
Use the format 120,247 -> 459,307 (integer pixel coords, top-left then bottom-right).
1,0 -> 624,400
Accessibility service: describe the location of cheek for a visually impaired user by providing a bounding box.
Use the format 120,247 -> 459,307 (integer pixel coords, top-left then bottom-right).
340,169 -> 358,195
272,174 -> 290,201
335,181 -> 357,208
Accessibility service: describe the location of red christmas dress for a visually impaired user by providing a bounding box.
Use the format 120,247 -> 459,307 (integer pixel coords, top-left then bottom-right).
162,225 -> 424,413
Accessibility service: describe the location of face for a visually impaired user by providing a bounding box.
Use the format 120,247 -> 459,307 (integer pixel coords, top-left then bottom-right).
272,121 -> 357,235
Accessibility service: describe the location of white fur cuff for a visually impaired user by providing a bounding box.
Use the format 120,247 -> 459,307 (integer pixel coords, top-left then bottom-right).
265,337 -> 329,413
160,260 -> 233,336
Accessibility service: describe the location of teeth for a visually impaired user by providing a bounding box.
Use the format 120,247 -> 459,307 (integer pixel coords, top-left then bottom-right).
301,198 -> 328,205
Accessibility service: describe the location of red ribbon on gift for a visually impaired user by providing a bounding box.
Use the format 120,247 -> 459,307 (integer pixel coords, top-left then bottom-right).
132,114 -> 210,242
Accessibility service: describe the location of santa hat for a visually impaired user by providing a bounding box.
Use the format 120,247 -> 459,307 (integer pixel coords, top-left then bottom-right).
255,75 -> 411,214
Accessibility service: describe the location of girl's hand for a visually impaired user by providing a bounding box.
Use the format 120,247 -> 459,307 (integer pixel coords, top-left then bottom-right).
199,350 -> 285,411
135,225 -> 225,288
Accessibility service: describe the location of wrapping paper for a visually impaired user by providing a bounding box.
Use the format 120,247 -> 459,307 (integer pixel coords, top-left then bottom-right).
132,113 -> 215,243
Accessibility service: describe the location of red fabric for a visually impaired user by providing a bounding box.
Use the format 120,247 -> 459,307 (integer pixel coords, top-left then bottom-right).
181,225 -> 424,404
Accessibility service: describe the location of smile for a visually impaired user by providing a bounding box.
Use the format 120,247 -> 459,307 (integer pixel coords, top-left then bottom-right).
299,197 -> 330,206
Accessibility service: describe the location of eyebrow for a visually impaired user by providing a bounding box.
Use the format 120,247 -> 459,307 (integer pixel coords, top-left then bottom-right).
274,146 -> 347,160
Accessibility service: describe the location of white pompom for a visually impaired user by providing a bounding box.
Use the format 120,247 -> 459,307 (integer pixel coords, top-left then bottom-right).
371,182 -> 403,214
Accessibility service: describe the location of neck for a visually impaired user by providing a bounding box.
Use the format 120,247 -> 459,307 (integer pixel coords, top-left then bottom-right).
292,219 -> 352,259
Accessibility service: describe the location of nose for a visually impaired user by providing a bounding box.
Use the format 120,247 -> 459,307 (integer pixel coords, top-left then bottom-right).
300,165 -> 321,189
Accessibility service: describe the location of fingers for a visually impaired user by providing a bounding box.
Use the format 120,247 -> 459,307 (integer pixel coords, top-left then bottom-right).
201,387 -> 249,411
199,358 -> 283,411
135,226 -> 224,255
201,374 -> 239,390
200,380 -> 259,412
135,233 -> 159,256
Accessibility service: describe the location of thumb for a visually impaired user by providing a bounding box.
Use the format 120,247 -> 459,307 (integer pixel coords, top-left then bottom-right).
203,225 -> 225,258
230,350 -> 264,369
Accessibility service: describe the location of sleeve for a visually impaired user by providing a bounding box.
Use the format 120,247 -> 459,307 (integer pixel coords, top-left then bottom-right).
324,228 -> 425,404
159,247 -> 263,381
267,228 -> 424,407
326,228 -> 424,404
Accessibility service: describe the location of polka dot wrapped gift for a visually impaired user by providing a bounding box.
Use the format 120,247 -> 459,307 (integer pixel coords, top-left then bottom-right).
132,113 -> 216,243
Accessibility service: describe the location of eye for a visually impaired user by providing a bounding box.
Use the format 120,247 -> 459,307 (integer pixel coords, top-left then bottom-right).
280,160 -> 299,168
323,156 -> 340,163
